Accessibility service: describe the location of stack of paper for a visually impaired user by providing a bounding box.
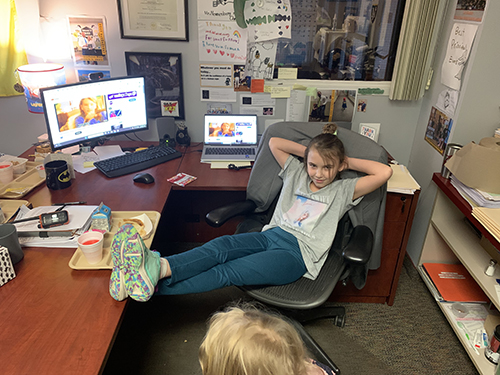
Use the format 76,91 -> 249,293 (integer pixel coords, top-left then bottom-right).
13,205 -> 98,248
387,164 -> 420,194
472,207 -> 500,243
451,175 -> 500,209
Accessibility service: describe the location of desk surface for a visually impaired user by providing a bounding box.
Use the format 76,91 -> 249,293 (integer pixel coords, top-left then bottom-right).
1,142 -> 239,375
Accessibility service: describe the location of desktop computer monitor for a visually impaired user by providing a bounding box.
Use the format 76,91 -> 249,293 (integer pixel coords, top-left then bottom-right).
41,76 -> 148,151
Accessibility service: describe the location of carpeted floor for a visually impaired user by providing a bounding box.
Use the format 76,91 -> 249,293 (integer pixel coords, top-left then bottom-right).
103,255 -> 479,375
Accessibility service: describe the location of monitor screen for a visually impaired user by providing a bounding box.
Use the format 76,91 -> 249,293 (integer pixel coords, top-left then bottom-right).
41,76 -> 148,151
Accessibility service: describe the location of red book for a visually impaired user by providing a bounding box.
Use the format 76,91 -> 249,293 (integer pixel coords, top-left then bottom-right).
422,263 -> 489,303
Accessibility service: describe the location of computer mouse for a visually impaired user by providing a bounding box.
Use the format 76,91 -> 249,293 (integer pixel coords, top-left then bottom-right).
133,172 -> 155,184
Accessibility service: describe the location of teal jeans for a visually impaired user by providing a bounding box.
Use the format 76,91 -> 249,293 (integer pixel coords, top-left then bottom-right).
156,227 -> 306,295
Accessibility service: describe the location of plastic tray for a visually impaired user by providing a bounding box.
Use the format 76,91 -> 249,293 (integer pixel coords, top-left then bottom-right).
0,199 -> 30,222
68,211 -> 161,270
0,161 -> 45,199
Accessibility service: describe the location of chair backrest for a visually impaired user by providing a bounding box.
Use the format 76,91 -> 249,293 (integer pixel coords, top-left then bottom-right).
245,122 -> 388,287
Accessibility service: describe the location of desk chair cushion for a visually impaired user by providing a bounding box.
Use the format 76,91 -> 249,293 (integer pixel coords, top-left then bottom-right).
246,122 -> 387,279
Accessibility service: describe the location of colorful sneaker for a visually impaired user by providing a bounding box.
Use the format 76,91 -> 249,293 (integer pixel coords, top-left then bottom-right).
109,224 -> 161,302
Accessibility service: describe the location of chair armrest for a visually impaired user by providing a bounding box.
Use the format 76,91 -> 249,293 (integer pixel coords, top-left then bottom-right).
205,200 -> 257,228
342,225 -> 373,265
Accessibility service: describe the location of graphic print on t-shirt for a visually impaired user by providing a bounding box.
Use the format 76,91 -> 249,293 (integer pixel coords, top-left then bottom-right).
283,195 -> 327,233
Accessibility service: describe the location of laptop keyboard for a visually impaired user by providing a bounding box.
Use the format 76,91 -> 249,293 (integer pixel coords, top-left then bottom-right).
206,147 -> 256,155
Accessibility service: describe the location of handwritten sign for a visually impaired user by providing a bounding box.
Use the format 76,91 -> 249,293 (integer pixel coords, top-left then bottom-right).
198,21 -> 247,62
200,64 -> 233,87
441,23 -> 478,91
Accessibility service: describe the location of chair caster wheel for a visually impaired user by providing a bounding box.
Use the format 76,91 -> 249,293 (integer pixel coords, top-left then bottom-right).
334,316 -> 345,328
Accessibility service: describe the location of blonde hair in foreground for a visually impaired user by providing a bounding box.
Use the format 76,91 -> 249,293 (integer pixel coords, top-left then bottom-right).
199,304 -> 310,375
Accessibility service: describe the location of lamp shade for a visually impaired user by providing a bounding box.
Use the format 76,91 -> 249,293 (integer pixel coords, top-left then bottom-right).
17,63 -> 66,114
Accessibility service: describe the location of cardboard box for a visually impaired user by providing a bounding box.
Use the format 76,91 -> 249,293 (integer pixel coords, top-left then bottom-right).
445,137 -> 500,194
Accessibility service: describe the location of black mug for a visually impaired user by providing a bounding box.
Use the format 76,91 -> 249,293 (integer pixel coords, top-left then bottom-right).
0,224 -> 24,264
45,160 -> 71,190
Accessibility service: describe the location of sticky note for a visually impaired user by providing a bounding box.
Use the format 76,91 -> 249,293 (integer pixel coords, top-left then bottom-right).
306,87 -> 317,96
278,68 -> 298,79
271,86 -> 291,98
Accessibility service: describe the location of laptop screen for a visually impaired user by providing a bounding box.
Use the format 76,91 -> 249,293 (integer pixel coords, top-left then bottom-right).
204,114 -> 258,146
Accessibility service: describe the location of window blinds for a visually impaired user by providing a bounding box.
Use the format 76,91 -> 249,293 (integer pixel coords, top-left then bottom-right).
390,0 -> 447,100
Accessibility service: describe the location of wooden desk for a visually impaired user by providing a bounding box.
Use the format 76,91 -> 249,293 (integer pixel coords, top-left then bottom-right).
0,143 -> 418,374
0,142 -> 182,375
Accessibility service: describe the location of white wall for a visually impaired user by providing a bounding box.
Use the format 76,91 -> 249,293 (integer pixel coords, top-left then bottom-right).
1,0 -> 422,165
406,0 -> 500,264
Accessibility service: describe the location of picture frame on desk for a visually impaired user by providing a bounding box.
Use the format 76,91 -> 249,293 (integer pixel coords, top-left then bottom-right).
125,52 -> 185,120
117,0 -> 189,41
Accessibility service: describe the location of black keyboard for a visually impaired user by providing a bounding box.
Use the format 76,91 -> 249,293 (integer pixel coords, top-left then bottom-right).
94,145 -> 182,178
205,147 -> 256,155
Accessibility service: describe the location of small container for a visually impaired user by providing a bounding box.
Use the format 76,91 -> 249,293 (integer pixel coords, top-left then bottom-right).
441,143 -> 462,179
11,157 -> 28,175
486,259 -> 497,277
0,162 -> 14,184
486,325 -> 500,364
36,164 -> 46,179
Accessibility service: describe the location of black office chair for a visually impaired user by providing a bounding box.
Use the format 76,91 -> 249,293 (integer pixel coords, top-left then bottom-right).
205,122 -> 387,374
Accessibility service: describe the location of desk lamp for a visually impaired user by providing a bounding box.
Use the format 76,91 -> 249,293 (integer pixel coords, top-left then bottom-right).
16,63 -> 66,114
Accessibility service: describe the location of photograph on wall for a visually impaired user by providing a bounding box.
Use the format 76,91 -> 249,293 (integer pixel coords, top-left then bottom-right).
234,64 -> 250,91
68,16 -> 109,66
454,0 -> 487,23
76,69 -> 111,82
125,52 -> 185,119
425,106 -> 454,155
308,89 -> 356,122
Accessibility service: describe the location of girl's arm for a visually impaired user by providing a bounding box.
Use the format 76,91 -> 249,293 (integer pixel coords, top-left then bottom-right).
269,137 -> 306,169
346,156 -> 393,200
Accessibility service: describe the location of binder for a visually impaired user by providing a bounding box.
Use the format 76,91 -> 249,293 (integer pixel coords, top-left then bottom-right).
422,263 -> 489,303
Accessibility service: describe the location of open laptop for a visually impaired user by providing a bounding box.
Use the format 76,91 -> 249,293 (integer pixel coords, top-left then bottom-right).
201,114 -> 259,162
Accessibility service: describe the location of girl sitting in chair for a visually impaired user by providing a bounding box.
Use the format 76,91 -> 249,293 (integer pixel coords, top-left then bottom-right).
109,123 -> 392,302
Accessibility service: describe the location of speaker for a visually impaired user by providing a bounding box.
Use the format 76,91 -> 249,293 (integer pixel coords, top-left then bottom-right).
156,117 -> 177,142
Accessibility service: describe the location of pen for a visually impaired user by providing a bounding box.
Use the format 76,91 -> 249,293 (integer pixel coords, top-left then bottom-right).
53,201 -> 86,206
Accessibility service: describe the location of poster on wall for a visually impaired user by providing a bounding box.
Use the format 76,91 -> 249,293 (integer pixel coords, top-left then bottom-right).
441,23 -> 478,91
246,41 -> 278,80
125,52 -> 185,119
241,0 -> 292,42
200,64 -> 233,87
425,106 -> 454,155
307,89 -> 356,123
68,16 -> 109,66
198,21 -> 247,63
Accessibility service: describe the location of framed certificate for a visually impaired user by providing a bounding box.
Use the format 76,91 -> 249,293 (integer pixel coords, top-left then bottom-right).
117,0 -> 188,41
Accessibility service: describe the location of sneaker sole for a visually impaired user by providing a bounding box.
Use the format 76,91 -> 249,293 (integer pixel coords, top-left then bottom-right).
114,224 -> 155,302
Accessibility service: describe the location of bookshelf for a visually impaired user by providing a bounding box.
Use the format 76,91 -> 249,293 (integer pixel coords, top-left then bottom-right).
418,173 -> 500,374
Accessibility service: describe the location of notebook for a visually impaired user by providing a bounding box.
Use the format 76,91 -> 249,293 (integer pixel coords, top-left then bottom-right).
201,114 -> 259,162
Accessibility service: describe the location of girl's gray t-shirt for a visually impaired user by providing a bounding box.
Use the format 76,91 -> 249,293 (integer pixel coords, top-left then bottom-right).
262,156 -> 361,280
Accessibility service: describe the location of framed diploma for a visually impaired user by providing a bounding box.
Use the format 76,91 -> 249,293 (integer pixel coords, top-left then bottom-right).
125,52 -> 185,119
117,0 -> 188,41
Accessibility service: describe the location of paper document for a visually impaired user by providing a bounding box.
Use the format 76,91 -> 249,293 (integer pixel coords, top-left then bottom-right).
13,205 -> 98,248
387,165 -> 420,194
